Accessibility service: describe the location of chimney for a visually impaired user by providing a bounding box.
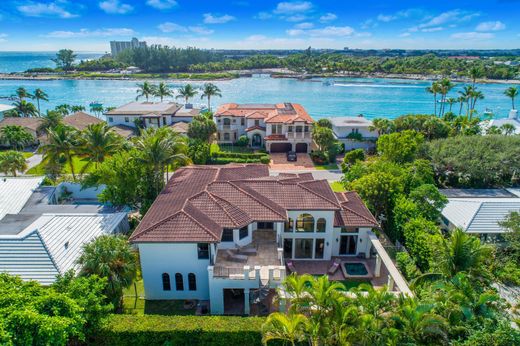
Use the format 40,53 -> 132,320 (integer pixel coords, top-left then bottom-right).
509,109 -> 518,120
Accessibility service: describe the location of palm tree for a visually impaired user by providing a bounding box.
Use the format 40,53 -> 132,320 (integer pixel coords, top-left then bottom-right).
32,88 -> 48,116
486,125 -> 502,135
369,118 -> 395,135
438,78 -> 454,116
71,105 -> 86,113
38,110 -> 64,133
457,96 -> 466,116
394,299 -> 448,344
0,125 -> 34,150
0,150 -> 27,176
154,82 -> 172,102
136,81 -> 156,102
77,235 -> 137,311
500,123 -> 516,135
13,100 -> 38,117
434,228 -> 492,278
504,86 -> 518,110
458,86 -> 474,117
14,87 -> 32,102
200,83 -> 222,111
426,81 -> 442,116
445,97 -> 457,113
55,104 -> 72,116
90,104 -> 104,116
468,66 -> 483,87
262,313 -> 308,346
176,84 -> 198,105
79,123 -> 123,171
41,125 -> 79,180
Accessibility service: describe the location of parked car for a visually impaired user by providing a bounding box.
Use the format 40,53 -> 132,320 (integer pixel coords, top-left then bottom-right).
287,151 -> 297,162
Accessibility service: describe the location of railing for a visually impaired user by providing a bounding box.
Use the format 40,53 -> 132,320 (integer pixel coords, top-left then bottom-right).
286,132 -> 311,139
213,266 -> 248,278
209,265 -> 286,285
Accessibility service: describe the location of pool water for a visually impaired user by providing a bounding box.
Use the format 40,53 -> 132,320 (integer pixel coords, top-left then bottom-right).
344,262 -> 368,276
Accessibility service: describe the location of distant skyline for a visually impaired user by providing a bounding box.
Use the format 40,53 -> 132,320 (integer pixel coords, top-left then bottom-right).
0,0 -> 519,52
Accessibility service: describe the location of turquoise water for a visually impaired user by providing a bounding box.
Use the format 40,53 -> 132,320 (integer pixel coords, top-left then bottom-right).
0,52 -> 103,73
0,75 -> 515,119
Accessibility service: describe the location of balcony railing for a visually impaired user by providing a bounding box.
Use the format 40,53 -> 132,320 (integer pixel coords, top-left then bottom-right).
286,132 -> 311,139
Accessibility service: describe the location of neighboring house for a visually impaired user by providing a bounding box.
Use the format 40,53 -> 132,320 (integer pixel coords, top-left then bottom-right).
440,188 -> 520,242
329,116 -> 379,151
481,110 -> 520,135
0,117 -> 44,144
0,104 -> 15,120
63,111 -> 102,131
111,124 -> 136,139
171,121 -> 189,136
214,103 -> 314,153
130,164 -> 411,315
105,102 -> 201,129
0,178 -> 129,285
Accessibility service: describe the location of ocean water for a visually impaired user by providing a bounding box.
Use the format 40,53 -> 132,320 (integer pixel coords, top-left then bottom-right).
0,52 -> 515,119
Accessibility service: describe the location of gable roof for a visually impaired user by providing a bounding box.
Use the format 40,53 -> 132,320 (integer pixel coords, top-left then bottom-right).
334,192 -> 380,228
0,117 -> 42,132
130,164 -> 377,243
105,102 -> 181,116
214,103 -> 313,124
63,112 -> 102,131
0,178 -> 43,221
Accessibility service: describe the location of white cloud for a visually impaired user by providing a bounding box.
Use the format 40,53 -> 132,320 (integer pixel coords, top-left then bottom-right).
451,32 -> 494,40
273,1 -> 313,14
376,9 -> 418,22
286,29 -> 304,36
399,32 -> 411,37
285,14 -> 307,22
256,11 -> 273,20
319,13 -> 337,23
203,13 -> 236,24
44,28 -> 135,38
476,21 -> 505,32
0,33 -> 7,42
146,0 -> 177,10
99,0 -> 133,14
361,19 -> 377,30
419,9 -> 479,29
188,26 -> 214,35
308,26 -> 355,37
421,27 -> 444,32
377,14 -> 396,22
157,22 -> 187,33
245,34 -> 268,41
17,1 -> 78,18
294,22 -> 314,29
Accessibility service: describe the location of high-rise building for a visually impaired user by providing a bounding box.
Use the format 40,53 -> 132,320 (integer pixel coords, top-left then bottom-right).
110,37 -> 147,56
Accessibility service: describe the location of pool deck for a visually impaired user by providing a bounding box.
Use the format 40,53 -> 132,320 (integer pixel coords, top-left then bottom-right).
289,256 -> 391,288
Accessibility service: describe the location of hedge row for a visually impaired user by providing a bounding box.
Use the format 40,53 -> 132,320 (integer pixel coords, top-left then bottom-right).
209,156 -> 270,165
91,315 -> 274,346
212,151 -> 268,159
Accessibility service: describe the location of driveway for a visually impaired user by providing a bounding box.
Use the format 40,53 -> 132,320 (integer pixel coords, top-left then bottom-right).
269,153 -> 315,171
270,169 -> 343,182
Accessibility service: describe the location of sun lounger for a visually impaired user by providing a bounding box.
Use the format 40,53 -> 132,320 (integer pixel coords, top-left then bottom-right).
286,260 -> 297,273
328,258 -> 342,275
238,245 -> 257,256
226,250 -> 248,263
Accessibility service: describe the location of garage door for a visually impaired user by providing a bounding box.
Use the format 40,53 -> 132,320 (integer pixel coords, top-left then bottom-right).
295,143 -> 308,153
270,143 -> 292,153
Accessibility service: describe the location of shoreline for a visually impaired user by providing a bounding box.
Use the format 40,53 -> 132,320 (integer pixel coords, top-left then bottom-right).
0,69 -> 518,84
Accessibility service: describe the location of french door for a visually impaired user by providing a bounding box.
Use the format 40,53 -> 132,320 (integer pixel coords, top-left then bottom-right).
339,235 -> 357,255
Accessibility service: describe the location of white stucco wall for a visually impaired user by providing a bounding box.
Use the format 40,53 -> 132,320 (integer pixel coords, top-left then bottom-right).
332,125 -> 378,139
331,227 -> 372,257
106,115 -> 140,127
208,267 -> 261,314
138,243 -> 211,300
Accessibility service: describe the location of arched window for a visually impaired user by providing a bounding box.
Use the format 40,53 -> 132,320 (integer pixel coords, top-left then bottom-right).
175,273 -> 184,291
188,273 -> 197,291
223,118 -> 231,126
316,218 -> 326,233
296,214 -> 314,232
162,273 -> 171,291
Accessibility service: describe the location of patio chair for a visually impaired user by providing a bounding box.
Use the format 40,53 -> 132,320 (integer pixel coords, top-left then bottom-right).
237,245 -> 257,256
327,258 -> 342,275
286,260 -> 297,273
225,250 -> 248,263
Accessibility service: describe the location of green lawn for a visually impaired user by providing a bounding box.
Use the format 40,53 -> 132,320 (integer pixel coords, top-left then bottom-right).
218,144 -> 256,153
26,156 -> 93,175
122,280 -> 196,316
329,181 -> 346,192
314,163 -> 339,170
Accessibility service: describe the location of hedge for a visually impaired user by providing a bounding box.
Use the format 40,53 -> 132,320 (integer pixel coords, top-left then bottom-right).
91,315 -> 276,346
212,151 -> 268,159
209,156 -> 270,165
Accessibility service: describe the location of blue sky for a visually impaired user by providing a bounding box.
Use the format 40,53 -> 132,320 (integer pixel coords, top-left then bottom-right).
0,0 -> 519,51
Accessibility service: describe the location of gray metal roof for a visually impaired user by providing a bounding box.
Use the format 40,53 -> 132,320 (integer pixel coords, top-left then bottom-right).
441,188 -> 518,198
328,116 -> 372,127
0,212 -> 127,284
0,178 -> 43,221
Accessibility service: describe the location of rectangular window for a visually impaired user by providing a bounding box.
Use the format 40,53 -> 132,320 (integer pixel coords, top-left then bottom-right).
241,118 -> 245,126
232,118 -> 236,123
288,126 -> 293,133
197,243 -> 209,259
315,239 -> 325,259
296,126 -> 303,133
257,222 -> 274,230
294,239 -> 313,259
272,124 -> 282,134
222,229 -> 234,242
239,226 -> 248,240
254,119 -> 260,126
124,117 -> 129,123
284,219 -> 293,232
283,239 -> 293,259
108,117 -> 114,122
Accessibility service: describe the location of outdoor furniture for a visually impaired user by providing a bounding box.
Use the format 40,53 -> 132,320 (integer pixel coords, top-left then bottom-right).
286,260 -> 297,273
238,245 -> 257,256
327,258 -> 342,275
225,250 -> 248,263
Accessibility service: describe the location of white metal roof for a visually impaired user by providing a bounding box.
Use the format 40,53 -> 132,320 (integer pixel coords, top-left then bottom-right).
328,116 -> 373,128
442,198 -> 520,234
0,212 -> 127,284
0,104 -> 15,113
0,177 -> 43,221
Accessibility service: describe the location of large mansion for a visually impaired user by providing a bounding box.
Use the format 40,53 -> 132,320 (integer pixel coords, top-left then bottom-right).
214,103 -> 314,153
130,164 -> 410,315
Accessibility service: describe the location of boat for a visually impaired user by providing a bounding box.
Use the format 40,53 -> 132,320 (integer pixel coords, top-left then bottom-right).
89,101 -> 103,108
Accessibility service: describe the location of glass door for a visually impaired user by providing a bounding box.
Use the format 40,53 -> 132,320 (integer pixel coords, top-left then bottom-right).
339,235 -> 358,255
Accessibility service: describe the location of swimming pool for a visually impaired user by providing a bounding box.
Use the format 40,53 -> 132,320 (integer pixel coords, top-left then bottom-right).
341,262 -> 372,279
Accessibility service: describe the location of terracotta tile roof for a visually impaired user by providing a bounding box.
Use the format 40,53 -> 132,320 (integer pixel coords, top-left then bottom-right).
62,112 -> 102,131
334,192 -> 380,228
245,125 -> 266,132
264,134 -> 287,141
130,165 -> 378,243
0,117 -> 42,132
214,103 -> 313,124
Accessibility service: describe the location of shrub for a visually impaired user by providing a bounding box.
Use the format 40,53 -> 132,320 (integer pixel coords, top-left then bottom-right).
344,149 -> 365,166
310,150 -> 328,164
396,251 -> 421,281
346,132 -> 363,141
92,315 -> 274,346
235,135 -> 249,147
212,151 -> 266,159
210,157 -> 262,164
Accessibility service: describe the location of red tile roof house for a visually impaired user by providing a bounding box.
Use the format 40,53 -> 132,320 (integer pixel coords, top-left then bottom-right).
214,103 -> 314,153
130,164 -> 411,315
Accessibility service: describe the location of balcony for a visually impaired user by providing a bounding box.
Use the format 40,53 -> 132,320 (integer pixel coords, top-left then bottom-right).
286,132 -> 311,139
